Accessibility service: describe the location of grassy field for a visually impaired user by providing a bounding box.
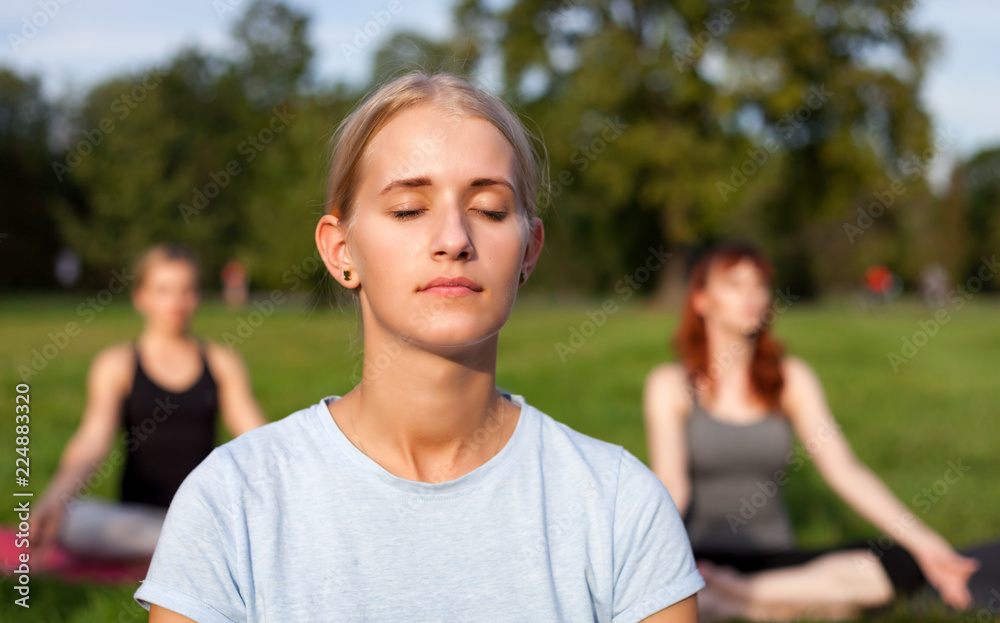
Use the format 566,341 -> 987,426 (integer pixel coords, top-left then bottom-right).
0,292 -> 997,621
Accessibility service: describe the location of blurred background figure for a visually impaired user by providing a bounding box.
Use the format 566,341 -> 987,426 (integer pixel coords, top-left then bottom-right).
863,264 -> 900,307
644,242 -> 998,622
27,244 -> 267,565
919,262 -> 952,307
221,258 -> 249,309
53,248 -> 81,289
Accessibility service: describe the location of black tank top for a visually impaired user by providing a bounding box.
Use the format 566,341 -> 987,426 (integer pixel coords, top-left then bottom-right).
119,339 -> 219,508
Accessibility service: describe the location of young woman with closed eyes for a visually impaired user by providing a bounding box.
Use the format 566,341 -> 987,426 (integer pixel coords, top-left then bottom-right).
136,72 -> 703,623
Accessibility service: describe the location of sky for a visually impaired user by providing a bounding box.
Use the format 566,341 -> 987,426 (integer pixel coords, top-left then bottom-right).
2,0 -> 998,187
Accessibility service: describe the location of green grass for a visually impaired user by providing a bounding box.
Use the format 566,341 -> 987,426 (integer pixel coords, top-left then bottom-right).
1,293 -> 997,621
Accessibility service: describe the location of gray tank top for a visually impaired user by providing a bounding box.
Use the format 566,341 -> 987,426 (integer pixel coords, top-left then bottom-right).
683,392 -> 796,553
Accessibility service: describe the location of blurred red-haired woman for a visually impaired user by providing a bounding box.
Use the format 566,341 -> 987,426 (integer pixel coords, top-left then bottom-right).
644,241 -> 985,621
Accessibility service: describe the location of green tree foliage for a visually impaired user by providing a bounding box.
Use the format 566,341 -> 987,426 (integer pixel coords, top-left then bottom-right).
943,147 -> 1000,286
454,0 -> 942,298
0,0 -> 982,298
0,69 -> 64,288
47,0 -> 335,289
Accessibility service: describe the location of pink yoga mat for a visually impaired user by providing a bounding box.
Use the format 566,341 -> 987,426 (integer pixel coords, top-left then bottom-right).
0,527 -> 148,584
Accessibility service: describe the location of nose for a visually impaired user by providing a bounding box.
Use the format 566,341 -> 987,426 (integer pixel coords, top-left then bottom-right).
431,202 -> 475,261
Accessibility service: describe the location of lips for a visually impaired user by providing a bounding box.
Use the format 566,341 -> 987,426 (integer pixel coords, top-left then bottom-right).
419,276 -> 483,296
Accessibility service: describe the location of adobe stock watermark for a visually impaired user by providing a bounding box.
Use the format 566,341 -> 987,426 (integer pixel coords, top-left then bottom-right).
717,84 -> 833,201
554,245 -> 670,362
844,126 -> 959,243
179,105 -> 296,223
872,0 -> 924,40
51,67 -> 168,182
340,0 -> 406,60
673,0 -> 752,71
61,398 -> 179,510
7,0 -> 73,54
967,588 -> 1000,622
16,268 -> 135,381
544,115 -> 628,210
726,418 -> 840,533
855,458 -> 969,575
544,0 -> 581,25
212,0 -> 245,19
887,255 -> 998,372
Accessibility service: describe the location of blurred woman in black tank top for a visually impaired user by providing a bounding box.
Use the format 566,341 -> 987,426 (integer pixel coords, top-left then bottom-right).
644,242 -> 995,621
30,244 -> 267,560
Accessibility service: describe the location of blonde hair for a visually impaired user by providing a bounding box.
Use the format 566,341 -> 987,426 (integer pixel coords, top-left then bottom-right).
131,243 -> 201,291
324,71 -> 549,237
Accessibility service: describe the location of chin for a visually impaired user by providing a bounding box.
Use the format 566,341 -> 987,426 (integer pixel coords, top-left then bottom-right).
407,317 -> 506,350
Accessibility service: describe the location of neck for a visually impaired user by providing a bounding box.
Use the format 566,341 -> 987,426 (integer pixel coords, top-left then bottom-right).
346,321 -> 510,483
138,324 -> 192,346
702,320 -> 755,383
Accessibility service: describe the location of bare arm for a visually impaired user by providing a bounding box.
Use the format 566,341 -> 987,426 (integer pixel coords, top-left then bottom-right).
781,356 -> 978,608
643,364 -> 692,515
206,343 -> 268,437
31,344 -> 132,548
639,595 -> 699,622
149,604 -> 197,622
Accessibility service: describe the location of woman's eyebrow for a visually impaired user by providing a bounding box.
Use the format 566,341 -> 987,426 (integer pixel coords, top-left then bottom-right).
379,176 -> 431,195
379,177 -> 514,195
470,178 -> 515,193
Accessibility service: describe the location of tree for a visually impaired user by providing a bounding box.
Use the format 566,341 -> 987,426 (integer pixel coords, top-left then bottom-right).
49,0 -> 323,288
943,146 -> 1000,287
231,0 -> 313,109
454,0 -> 940,299
0,69 -> 64,289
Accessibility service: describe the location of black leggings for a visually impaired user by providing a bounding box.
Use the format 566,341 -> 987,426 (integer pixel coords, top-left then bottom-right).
694,539 -> 1000,609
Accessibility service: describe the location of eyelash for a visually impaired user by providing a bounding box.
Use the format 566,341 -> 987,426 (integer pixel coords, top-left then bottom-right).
390,208 -> 508,222
392,209 -> 424,221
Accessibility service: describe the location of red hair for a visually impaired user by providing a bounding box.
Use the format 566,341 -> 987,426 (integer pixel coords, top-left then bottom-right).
673,242 -> 786,411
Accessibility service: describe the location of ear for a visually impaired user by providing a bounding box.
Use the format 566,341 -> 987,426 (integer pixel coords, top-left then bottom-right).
691,288 -> 709,317
519,217 -> 545,286
316,214 -> 358,289
131,289 -> 143,314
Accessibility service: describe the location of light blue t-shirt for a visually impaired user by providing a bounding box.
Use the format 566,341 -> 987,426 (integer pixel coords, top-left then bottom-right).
134,394 -> 703,622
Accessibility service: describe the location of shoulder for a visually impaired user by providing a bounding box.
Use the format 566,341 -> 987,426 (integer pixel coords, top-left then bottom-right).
779,355 -> 825,416
223,401 -> 316,459
203,341 -> 250,380
527,404 -> 627,488
642,363 -> 692,420
191,402 -> 321,485
529,403 -> 665,498
535,408 -> 623,461
780,355 -> 822,395
88,342 -> 134,385
781,354 -> 812,379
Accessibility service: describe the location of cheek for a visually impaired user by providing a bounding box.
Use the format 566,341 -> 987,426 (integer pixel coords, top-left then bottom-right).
482,227 -> 525,268
722,290 -> 749,315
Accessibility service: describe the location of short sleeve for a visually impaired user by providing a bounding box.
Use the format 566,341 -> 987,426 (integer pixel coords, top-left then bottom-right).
610,450 -> 704,623
134,449 -> 248,623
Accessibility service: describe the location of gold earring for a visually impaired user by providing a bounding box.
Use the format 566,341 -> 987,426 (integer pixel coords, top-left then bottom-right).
343,269 -> 352,281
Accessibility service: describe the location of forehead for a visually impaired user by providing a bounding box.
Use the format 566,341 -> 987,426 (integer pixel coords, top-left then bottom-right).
359,104 -> 516,187
144,260 -> 197,283
709,257 -> 765,281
